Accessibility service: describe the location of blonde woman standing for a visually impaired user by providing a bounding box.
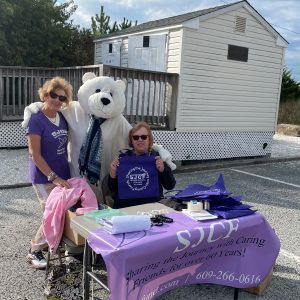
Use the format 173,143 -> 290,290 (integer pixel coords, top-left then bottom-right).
26,77 -> 72,269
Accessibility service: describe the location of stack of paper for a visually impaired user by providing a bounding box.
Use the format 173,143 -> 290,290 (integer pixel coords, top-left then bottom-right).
103,215 -> 151,234
182,209 -> 218,221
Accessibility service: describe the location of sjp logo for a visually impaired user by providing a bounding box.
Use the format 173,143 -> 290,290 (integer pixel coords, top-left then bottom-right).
126,166 -> 150,191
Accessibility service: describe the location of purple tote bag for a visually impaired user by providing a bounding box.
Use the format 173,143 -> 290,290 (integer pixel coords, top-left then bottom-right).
117,155 -> 160,200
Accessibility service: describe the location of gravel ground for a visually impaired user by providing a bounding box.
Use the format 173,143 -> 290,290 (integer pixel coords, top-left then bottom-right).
0,148 -> 29,186
0,133 -> 299,300
271,133 -> 300,158
1,133 -> 299,187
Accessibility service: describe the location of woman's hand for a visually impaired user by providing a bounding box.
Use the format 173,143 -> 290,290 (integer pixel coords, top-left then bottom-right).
110,157 -> 119,178
53,177 -> 72,189
155,156 -> 165,173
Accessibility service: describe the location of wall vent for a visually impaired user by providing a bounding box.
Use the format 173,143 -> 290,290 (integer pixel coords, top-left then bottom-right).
235,16 -> 246,33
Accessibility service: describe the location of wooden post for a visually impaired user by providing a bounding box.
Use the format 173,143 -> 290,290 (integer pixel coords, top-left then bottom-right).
166,74 -> 178,131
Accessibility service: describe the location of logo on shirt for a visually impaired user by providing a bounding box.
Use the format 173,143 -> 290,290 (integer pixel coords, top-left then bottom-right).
52,129 -> 67,138
126,167 -> 150,191
51,129 -> 68,155
58,137 -> 68,150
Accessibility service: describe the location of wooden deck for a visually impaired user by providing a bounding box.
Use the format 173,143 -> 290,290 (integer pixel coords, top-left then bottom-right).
0,65 -> 178,129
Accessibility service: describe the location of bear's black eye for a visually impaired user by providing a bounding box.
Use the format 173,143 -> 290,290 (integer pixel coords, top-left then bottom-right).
95,89 -> 101,93
110,92 -> 113,97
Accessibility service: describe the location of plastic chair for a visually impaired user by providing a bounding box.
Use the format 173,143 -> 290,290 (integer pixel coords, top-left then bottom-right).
45,236 -> 84,272
45,205 -> 85,273
101,174 -> 115,208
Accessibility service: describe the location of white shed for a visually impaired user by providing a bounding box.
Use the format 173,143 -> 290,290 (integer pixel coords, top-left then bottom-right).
94,0 -> 288,161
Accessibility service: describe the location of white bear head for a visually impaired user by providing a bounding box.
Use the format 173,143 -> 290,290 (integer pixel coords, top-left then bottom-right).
78,73 -> 127,119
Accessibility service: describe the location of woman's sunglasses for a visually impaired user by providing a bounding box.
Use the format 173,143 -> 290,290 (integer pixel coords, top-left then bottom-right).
49,91 -> 67,102
132,135 -> 148,141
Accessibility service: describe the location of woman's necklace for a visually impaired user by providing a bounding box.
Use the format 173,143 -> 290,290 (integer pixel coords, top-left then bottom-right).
42,105 -> 59,124
46,114 -> 57,123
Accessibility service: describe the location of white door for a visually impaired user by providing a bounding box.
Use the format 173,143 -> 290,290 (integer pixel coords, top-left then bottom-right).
128,34 -> 166,72
102,41 -> 121,66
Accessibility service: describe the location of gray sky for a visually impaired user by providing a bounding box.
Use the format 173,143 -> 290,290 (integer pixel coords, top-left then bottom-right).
61,0 -> 300,82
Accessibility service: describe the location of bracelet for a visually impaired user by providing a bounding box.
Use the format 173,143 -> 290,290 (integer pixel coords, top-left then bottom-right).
47,171 -> 58,182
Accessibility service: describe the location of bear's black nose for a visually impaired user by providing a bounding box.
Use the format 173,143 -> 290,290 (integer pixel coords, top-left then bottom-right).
101,98 -> 110,105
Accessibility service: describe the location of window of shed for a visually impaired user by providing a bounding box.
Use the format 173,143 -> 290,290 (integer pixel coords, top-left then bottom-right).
227,45 -> 248,62
143,36 -> 150,47
109,43 -> 113,53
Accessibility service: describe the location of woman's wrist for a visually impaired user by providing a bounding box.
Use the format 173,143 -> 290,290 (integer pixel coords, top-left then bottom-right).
52,176 -> 61,184
110,172 -> 116,179
47,171 -> 58,182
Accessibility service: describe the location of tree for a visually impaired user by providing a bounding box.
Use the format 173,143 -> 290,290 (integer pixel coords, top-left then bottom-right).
280,67 -> 300,102
91,6 -> 137,38
0,0 -> 93,67
0,1 -> 14,63
91,6 -> 111,38
64,28 -> 94,66
118,17 -> 138,30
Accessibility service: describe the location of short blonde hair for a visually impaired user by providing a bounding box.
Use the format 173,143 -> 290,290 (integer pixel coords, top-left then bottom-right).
128,122 -> 154,149
38,77 -> 73,107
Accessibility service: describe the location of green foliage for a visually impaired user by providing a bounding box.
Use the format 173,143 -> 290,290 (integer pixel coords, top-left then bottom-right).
0,1 -> 137,67
91,6 -> 137,38
91,6 -> 111,38
280,67 -> 300,102
118,18 -> 138,30
111,21 -> 119,33
278,100 -> 300,125
64,28 -> 94,66
0,0 -> 93,67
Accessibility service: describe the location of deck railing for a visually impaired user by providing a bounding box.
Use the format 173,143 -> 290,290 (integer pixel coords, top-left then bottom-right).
0,65 -> 178,129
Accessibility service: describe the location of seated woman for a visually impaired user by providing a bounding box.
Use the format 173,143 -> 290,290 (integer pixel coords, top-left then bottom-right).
108,122 -> 176,208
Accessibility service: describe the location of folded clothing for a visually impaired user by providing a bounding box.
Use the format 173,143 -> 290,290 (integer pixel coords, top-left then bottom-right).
210,204 -> 252,210
209,209 -> 256,219
103,215 -> 151,234
84,208 -> 126,222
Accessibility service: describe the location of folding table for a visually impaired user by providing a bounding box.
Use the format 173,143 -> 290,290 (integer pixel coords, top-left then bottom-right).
71,203 -> 279,300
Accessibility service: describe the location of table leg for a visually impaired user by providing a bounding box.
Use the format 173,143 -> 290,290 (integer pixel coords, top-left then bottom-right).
234,288 -> 239,300
83,240 -> 91,300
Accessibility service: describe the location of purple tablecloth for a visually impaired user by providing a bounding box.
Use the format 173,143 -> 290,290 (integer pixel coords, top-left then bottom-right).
87,212 -> 280,300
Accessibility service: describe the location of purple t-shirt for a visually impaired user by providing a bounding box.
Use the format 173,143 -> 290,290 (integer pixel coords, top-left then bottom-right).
27,111 -> 70,184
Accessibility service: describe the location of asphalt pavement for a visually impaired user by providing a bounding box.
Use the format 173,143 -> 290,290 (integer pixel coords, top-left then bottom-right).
0,133 -> 299,300
1,133 -> 300,189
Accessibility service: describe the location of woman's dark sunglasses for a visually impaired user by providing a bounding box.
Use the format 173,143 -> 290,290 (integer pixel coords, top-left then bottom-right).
49,91 -> 67,102
132,135 -> 148,141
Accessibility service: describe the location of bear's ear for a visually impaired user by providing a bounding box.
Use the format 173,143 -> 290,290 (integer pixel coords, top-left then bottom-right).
82,72 -> 96,83
116,79 -> 127,92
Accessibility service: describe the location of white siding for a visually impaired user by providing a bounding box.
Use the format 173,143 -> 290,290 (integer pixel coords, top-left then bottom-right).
94,42 -> 102,64
121,38 -> 129,67
101,41 -> 122,66
166,29 -> 182,73
176,7 -> 284,132
127,35 -> 167,71
94,38 -> 128,66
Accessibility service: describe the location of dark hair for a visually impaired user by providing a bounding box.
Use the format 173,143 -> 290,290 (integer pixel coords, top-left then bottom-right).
128,122 -> 154,149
